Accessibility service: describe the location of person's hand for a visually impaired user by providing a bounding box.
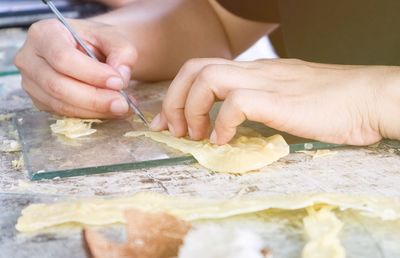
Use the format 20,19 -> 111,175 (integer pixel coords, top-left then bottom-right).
15,19 -> 137,118
151,58 -> 398,146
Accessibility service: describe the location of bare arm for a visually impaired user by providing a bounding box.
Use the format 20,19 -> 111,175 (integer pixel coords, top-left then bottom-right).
91,0 -> 275,80
91,0 -> 231,81
377,71 -> 400,141
88,0 -> 138,9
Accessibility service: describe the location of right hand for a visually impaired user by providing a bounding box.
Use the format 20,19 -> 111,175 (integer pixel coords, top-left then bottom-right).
154,58 -> 387,146
15,19 -> 137,118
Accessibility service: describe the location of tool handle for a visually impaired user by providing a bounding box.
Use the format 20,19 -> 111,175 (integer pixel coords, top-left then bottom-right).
42,0 -> 99,60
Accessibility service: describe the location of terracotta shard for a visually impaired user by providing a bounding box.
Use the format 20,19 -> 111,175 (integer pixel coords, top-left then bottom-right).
83,209 -> 191,258
83,229 -> 131,258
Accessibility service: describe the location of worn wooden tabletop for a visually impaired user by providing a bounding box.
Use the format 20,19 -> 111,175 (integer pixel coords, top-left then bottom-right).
1,71 -> 400,258
1,73 -> 400,199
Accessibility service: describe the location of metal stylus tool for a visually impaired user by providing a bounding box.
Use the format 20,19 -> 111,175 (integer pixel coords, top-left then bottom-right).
42,0 -> 149,127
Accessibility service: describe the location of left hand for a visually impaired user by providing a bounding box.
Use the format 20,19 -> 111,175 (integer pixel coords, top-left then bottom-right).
15,19 -> 137,119
150,58 -> 395,146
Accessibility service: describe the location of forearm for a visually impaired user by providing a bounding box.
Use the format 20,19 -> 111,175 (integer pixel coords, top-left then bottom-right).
209,0 -> 278,57
377,67 -> 400,140
88,0 -> 137,9
91,0 -> 231,81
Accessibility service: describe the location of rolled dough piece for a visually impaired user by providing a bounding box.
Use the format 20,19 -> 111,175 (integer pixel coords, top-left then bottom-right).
124,128 -> 289,174
15,192 -> 400,232
50,118 -> 102,139
302,207 -> 345,258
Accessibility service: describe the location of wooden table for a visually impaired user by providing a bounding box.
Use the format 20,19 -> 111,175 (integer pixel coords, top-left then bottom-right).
1,72 -> 400,257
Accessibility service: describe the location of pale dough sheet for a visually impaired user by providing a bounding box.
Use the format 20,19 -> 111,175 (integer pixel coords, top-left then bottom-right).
124,128 -> 289,174
302,207 -> 345,258
16,192 -> 400,233
50,118 -> 102,139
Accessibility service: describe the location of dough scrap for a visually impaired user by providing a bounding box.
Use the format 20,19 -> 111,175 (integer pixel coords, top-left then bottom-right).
0,139 -> 21,152
297,150 -> 337,159
16,192 -> 400,233
11,155 -> 24,170
50,118 -> 102,139
124,128 -> 289,174
302,207 -> 345,258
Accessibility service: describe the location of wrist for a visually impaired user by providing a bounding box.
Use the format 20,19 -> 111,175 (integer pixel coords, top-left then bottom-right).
375,67 -> 400,140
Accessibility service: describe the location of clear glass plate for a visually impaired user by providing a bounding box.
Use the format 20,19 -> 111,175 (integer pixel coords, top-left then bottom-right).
15,100 -> 342,181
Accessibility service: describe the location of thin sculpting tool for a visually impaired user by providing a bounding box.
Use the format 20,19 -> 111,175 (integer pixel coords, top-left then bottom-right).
42,0 -> 149,127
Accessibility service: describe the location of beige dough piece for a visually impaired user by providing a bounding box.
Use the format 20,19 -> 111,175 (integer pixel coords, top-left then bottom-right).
297,150 -> 338,159
0,139 -> 21,152
11,156 -> 24,170
302,207 -> 345,258
50,118 -> 102,139
124,128 -> 289,174
15,192 -> 400,233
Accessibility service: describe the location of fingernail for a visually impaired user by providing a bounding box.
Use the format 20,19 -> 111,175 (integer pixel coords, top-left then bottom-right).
110,98 -> 129,114
150,113 -> 161,131
210,130 -> 217,144
168,123 -> 175,136
106,76 -> 124,90
188,127 -> 194,139
117,65 -> 131,87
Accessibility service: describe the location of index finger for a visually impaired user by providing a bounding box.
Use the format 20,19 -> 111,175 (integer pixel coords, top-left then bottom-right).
33,21 -> 125,90
162,58 -> 234,137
